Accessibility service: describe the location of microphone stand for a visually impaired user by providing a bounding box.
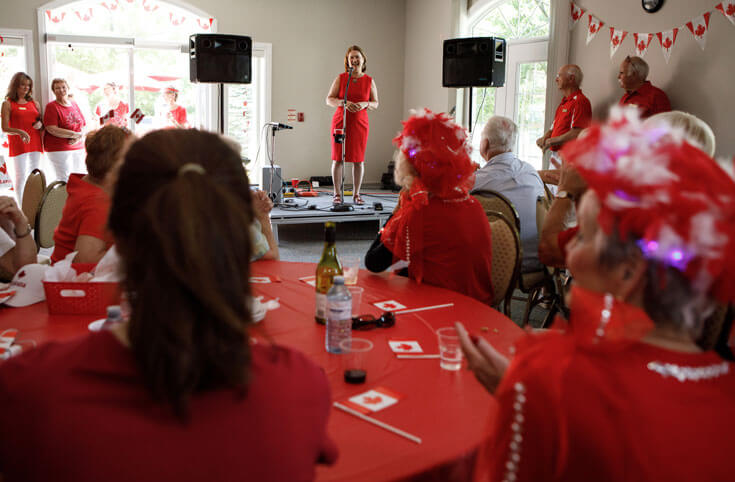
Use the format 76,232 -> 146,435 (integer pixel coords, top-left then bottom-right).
332,67 -> 354,212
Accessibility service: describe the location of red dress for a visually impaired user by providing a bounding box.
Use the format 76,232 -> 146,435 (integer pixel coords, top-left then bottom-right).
475,290 -> 735,482
6,100 -> 43,157
330,72 -> 372,163
0,331 -> 338,481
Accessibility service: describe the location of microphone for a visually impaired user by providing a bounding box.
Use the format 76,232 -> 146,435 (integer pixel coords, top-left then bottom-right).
267,122 -> 293,130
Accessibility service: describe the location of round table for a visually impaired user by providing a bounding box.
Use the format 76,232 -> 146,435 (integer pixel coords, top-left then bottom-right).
0,260 -> 523,481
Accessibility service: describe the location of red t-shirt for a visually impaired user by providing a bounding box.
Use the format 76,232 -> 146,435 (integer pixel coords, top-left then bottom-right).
475,332 -> 735,481
550,89 -> 591,151
95,101 -> 129,128
618,81 -> 671,118
168,105 -> 188,128
0,331 -> 338,481
557,226 -> 579,262
43,100 -> 86,152
6,99 -> 44,156
51,174 -> 113,263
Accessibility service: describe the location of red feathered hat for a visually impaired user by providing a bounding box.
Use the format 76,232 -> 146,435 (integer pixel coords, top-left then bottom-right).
393,108 -> 475,198
561,106 -> 735,303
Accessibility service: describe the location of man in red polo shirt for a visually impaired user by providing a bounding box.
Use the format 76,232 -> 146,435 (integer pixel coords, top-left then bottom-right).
618,56 -> 671,118
536,64 -> 591,153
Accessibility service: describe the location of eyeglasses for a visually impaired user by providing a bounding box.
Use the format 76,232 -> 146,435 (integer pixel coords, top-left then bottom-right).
351,311 -> 396,330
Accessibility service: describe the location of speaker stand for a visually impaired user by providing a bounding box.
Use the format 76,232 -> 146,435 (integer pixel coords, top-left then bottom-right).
218,83 -> 225,134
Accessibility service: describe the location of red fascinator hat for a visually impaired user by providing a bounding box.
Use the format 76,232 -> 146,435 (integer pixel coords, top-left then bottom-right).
393,108 -> 475,198
561,106 -> 735,303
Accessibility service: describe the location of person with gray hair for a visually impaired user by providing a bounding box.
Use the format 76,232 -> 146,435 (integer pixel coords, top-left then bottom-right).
536,64 -> 591,153
473,115 -> 545,273
618,55 -> 671,118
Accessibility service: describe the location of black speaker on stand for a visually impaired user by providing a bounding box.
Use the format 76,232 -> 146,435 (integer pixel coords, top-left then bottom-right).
189,34 -> 252,134
442,37 -> 506,88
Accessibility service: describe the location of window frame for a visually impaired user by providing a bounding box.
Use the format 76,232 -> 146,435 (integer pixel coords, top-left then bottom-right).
0,28 -> 36,80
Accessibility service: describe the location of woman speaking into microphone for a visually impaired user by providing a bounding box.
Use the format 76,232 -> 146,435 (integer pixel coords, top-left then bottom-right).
325,45 -> 379,205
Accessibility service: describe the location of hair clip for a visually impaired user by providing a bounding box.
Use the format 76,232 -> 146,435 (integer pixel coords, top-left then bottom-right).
178,163 -> 206,176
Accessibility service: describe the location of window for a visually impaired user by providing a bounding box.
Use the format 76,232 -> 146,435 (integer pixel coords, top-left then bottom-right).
468,0 -> 550,169
0,29 -> 34,163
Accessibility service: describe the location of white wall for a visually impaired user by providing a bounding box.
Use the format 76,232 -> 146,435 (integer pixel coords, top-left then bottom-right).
0,0 -> 407,183
570,0 -> 735,158
403,0 -> 455,116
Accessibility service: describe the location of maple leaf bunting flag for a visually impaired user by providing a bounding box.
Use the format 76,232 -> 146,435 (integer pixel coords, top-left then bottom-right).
634,33 -> 653,57
609,27 -> 628,58
686,12 -> 711,50
586,14 -> 604,45
657,28 -> 678,64
716,1 -> 735,27
569,1 -> 585,30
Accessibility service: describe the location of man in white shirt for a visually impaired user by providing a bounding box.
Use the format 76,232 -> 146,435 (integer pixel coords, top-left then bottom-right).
472,116 -> 545,273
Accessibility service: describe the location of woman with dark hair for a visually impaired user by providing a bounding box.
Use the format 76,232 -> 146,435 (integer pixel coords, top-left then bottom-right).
1,72 -> 44,201
44,78 -> 86,181
0,129 -> 337,481
51,124 -> 131,265
325,45 -> 379,205
365,109 -> 493,305
458,107 -> 735,481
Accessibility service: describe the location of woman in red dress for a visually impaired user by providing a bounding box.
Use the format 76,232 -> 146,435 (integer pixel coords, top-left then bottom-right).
1,72 -> 44,201
458,107 -> 735,481
326,45 -> 379,205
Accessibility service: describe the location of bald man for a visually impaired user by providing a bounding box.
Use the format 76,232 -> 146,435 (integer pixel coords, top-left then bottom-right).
536,64 -> 591,153
618,56 -> 670,118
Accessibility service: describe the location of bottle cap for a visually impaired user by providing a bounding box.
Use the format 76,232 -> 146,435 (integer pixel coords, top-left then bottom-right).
333,276 -> 345,285
344,369 -> 366,384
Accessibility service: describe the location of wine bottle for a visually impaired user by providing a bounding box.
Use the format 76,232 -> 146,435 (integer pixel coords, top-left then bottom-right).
315,221 -> 343,324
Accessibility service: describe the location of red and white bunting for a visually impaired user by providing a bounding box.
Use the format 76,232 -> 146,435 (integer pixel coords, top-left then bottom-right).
633,33 -> 653,57
686,12 -> 711,50
716,1 -> 735,27
45,10 -> 66,23
586,14 -> 605,45
609,27 -> 628,58
100,1 -> 119,11
74,8 -> 94,22
657,28 -> 679,64
142,0 -> 158,13
197,17 -> 213,30
570,1 -> 585,30
169,12 -> 186,26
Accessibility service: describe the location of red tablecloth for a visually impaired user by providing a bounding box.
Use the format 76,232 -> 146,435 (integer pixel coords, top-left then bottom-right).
0,260 -> 523,481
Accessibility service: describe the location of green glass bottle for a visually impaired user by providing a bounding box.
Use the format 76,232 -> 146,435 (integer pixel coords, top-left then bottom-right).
315,222 -> 343,324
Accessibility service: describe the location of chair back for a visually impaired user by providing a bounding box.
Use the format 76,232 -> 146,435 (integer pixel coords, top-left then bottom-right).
473,190 -> 521,232
489,211 -> 521,311
35,181 -> 68,249
21,169 -> 46,229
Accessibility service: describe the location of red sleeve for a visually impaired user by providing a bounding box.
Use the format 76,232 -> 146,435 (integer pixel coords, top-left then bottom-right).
558,226 -> 579,260
43,103 -> 59,127
174,106 -> 187,126
475,334 -> 566,481
570,97 -> 591,129
77,198 -> 111,241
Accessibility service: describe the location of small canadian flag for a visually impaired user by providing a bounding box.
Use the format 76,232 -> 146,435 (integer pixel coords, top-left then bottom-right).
609,27 -> 628,58
685,12 -> 711,51
586,14 -> 605,45
634,33 -> 653,57
569,2 -> 585,30
657,28 -> 679,64
99,109 -> 115,125
130,108 -> 145,124
716,1 -> 735,27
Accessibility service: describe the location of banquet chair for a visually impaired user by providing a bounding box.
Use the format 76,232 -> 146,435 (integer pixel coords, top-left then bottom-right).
488,211 -> 520,316
21,168 -> 46,232
35,181 -> 68,249
472,190 -> 521,232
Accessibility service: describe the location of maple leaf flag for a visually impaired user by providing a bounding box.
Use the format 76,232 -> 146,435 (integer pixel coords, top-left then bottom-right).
657,29 -> 678,64
130,108 -> 145,124
609,27 -> 628,58
569,2 -> 585,30
686,12 -> 711,50
586,15 -> 605,45
633,33 -> 653,57
99,109 -> 115,125
716,1 -> 735,27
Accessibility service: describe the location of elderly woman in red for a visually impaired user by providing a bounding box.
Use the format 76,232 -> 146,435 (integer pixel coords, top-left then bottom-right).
365,109 -> 493,305
458,107 -> 735,481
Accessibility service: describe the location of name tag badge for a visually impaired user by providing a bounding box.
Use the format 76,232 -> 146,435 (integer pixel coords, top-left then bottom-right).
18,107 -> 27,111
562,109 -> 568,113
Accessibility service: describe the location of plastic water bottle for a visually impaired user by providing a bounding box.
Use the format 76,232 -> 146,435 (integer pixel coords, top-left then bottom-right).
326,276 -> 352,353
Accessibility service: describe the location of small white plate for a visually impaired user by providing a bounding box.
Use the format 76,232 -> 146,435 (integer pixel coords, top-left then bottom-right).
88,319 -> 106,332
